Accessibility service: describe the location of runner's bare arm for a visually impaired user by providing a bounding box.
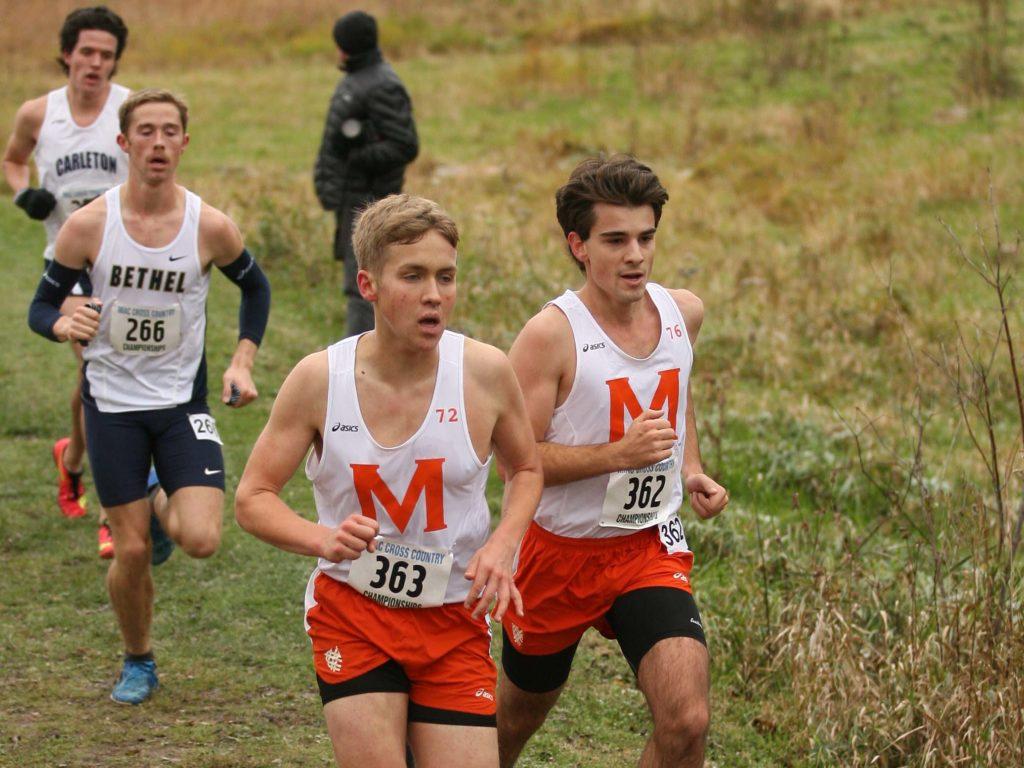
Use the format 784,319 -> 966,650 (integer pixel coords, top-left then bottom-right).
201,205 -> 269,408
463,343 -> 543,620
3,97 -> 44,194
509,306 -> 676,487
235,352 -> 379,560
670,288 -> 728,518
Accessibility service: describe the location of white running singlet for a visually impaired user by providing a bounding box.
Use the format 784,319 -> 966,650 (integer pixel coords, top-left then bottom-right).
533,283 -> 694,540
305,331 -> 493,608
34,84 -> 129,261
83,186 -> 211,413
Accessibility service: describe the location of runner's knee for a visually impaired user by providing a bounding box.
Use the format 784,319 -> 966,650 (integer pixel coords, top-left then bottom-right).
176,527 -> 220,558
112,535 -> 148,567
498,692 -> 546,733
653,701 -> 708,757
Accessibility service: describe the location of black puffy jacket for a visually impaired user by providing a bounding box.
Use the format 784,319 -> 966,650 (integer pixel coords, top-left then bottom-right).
314,49 -> 419,211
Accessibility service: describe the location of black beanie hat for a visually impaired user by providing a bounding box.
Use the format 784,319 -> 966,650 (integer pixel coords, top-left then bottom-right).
333,11 -> 378,55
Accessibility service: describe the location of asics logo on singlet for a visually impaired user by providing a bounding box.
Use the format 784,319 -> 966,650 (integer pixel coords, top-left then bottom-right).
331,423 -> 359,432
581,341 -> 605,352
475,689 -> 495,701
673,572 -> 689,584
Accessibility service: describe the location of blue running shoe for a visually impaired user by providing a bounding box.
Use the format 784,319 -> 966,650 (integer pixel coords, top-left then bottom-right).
111,659 -> 158,705
147,467 -> 174,566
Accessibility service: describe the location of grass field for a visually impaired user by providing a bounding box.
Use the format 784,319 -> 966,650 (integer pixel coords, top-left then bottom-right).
2,1 -> 1024,766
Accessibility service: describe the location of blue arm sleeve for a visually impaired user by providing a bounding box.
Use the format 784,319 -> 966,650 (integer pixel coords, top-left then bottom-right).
28,261 -> 82,341
217,249 -> 271,347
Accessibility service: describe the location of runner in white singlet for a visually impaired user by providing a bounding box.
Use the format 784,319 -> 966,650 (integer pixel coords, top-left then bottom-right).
497,156 -> 730,768
235,194 -> 542,768
27,89 -> 271,706
3,7 -> 129,541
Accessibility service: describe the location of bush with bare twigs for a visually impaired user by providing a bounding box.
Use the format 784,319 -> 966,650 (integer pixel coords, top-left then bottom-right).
761,187 -> 1024,766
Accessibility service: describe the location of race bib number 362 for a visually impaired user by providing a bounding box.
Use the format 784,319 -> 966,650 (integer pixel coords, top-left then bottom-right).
347,538 -> 453,609
600,456 -> 678,529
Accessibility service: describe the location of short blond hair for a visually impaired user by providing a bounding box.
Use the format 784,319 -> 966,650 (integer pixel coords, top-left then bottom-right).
119,88 -> 189,134
353,194 -> 459,275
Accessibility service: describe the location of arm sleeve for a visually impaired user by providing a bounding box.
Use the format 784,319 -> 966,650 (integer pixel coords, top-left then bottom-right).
28,261 -> 81,341
217,248 -> 271,347
346,83 -> 419,174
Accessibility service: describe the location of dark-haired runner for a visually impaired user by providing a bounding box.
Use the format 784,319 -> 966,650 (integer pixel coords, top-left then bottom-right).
497,155 -> 729,768
4,6 -> 129,552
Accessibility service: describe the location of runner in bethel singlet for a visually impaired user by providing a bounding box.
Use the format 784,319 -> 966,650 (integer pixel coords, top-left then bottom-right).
27,89 -> 271,705
496,155 -> 730,768
235,194 -> 542,768
3,7 -> 130,548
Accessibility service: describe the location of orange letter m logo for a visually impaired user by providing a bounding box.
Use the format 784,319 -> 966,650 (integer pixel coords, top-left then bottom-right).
350,458 -> 447,534
606,369 -> 680,442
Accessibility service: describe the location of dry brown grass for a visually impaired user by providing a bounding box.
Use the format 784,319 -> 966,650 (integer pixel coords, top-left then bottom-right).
2,1 -> 1022,763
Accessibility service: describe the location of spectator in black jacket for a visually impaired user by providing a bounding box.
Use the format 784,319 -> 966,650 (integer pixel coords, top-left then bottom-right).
315,10 -> 419,336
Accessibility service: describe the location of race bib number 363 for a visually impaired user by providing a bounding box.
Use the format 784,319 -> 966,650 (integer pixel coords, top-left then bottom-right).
347,538 -> 453,609
600,456 -> 678,529
109,302 -> 181,355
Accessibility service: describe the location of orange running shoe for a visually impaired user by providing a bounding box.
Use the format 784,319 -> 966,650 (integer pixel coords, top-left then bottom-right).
52,437 -> 87,518
98,522 -> 114,559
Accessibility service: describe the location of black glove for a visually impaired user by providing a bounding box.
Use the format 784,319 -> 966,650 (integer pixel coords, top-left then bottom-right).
14,187 -> 57,220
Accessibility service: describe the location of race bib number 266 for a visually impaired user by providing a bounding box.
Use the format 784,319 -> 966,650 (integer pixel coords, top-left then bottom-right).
109,303 -> 181,355
188,413 -> 223,445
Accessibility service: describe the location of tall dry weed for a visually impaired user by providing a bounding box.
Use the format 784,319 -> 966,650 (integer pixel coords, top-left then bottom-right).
763,189 -> 1024,765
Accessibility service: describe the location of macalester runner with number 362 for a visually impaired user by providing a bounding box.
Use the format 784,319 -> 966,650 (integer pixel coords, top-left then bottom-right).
496,155 -> 730,768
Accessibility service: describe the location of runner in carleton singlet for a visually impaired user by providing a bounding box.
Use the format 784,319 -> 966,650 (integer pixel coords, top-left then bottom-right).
4,8 -> 132,532
36,83 -> 129,273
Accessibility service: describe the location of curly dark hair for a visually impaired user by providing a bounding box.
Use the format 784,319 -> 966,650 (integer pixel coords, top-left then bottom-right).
58,6 -> 128,75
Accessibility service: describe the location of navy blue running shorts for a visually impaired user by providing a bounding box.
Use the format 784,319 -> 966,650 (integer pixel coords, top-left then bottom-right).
83,398 -> 226,507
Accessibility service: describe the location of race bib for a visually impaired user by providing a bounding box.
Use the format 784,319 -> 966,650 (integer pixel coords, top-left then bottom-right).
600,456 -> 678,529
57,187 -> 107,217
188,413 -> 223,445
657,513 -> 689,555
347,538 -> 453,609
109,302 -> 181,355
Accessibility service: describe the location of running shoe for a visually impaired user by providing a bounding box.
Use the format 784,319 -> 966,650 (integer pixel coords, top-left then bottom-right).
97,522 -> 114,559
52,437 -> 87,518
110,659 -> 158,705
147,468 -> 174,566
